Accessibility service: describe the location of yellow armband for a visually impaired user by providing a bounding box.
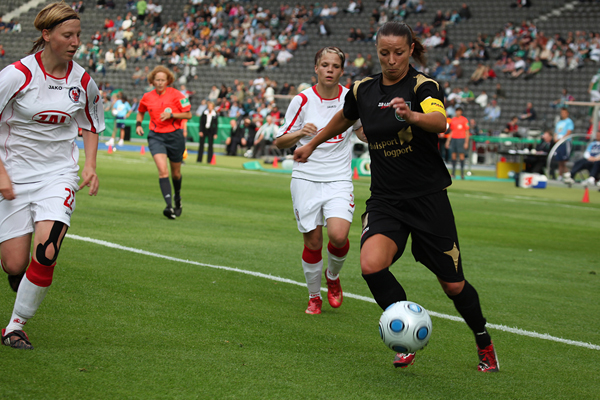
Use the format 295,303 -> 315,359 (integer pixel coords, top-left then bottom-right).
420,97 -> 446,117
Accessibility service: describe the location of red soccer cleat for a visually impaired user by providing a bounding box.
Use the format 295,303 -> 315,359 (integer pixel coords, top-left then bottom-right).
477,342 -> 500,372
393,352 -> 416,368
1,328 -> 34,350
305,296 -> 322,314
325,270 -> 343,308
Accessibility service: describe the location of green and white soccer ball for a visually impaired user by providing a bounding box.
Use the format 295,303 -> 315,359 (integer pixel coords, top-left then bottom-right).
379,301 -> 432,353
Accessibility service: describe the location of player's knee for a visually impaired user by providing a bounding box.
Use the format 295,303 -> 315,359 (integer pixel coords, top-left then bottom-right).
440,280 -> 465,296
328,234 -> 347,249
1,257 -> 29,275
35,221 -> 67,266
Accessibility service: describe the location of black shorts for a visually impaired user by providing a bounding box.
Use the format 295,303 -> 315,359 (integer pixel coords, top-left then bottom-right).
116,122 -> 126,129
148,129 -> 186,163
360,191 -> 464,282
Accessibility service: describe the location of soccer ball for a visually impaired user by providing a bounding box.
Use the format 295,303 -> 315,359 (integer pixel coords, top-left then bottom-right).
379,301 -> 432,353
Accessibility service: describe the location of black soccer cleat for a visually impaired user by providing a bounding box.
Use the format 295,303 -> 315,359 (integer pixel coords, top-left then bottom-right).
163,207 -> 176,220
174,198 -> 182,217
2,329 -> 34,350
8,271 -> 25,292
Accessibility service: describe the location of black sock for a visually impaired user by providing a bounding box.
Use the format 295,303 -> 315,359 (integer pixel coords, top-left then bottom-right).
447,281 -> 491,348
172,176 -> 182,202
362,268 -> 407,311
460,159 -> 465,176
452,160 -> 456,175
159,177 -> 172,207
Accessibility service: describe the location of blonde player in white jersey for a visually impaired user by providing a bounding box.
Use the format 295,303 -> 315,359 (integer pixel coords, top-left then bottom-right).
274,47 -> 365,315
0,2 -> 104,349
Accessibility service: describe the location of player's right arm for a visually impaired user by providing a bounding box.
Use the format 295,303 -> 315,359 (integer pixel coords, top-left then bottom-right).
294,109 -> 354,163
136,96 -> 147,136
0,63 -> 28,200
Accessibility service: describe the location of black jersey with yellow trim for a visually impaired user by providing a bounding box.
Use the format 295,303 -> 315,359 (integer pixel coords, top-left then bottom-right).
343,65 -> 451,201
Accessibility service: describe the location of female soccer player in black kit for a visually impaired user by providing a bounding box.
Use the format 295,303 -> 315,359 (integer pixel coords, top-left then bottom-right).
294,22 -> 499,372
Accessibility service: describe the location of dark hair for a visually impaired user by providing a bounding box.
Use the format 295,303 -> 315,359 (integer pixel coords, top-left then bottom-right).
376,22 -> 427,66
314,46 -> 345,68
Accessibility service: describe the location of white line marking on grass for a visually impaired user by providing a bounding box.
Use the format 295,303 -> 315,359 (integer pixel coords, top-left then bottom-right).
461,193 -> 600,211
67,234 -> 600,351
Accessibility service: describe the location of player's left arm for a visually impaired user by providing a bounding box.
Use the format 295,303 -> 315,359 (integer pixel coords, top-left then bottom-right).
393,80 -> 447,134
80,129 -> 99,196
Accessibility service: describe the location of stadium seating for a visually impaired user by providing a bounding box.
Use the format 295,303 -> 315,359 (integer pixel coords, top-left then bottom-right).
1,0 -> 599,139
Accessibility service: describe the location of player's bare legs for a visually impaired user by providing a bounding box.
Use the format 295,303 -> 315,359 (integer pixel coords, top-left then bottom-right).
324,217 -> 351,308
302,227 -> 324,314
3,221 -> 68,349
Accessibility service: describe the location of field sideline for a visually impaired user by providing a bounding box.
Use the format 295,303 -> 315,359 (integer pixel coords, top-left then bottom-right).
1,149 -> 599,399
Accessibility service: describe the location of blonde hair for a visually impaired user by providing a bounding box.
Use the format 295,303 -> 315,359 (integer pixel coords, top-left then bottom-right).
30,1 -> 80,54
314,46 -> 345,68
147,65 -> 175,86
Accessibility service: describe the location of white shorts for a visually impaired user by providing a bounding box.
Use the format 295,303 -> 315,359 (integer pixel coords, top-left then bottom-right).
290,179 -> 355,233
0,174 -> 80,243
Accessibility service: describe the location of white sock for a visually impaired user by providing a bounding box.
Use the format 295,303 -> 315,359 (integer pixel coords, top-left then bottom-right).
302,258 -> 323,297
5,275 -> 49,333
327,250 -> 346,279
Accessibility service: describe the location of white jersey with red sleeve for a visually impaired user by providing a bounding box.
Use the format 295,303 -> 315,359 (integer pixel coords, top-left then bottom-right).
0,52 -> 105,184
277,85 -> 360,182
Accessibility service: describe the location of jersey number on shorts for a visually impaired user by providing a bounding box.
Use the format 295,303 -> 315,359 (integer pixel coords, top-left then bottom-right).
64,188 -> 75,211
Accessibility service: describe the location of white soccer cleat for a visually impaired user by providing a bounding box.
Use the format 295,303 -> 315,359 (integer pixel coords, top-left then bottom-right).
118,139 -> 124,146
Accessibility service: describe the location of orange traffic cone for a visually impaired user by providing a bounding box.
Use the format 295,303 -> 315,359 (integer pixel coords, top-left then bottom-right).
140,145 -> 145,155
582,186 -> 590,203
273,157 -> 278,168
108,144 -> 113,154
210,154 -> 216,165
353,167 -> 360,180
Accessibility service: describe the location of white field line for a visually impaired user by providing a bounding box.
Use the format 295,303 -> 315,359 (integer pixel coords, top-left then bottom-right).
67,234 -> 600,351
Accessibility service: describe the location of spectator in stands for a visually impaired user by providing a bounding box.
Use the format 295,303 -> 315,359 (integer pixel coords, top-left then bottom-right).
0,44 -> 4,59
345,1 -> 361,14
588,68 -> 600,103
554,107 -> 575,179
550,88 -> 574,109
458,3 -> 471,20
510,56 -> 526,78
524,131 -> 555,175
563,130 -> 600,186
317,20 -> 331,36
136,0 -> 147,23
524,56 -> 543,79
495,83 -> 507,99
519,102 -> 536,121
503,116 -> 520,136
483,99 -> 501,121
249,115 -> 278,158
475,90 -> 488,108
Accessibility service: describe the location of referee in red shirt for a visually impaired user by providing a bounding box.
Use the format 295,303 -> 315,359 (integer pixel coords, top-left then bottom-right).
136,66 -> 191,219
445,107 -> 470,179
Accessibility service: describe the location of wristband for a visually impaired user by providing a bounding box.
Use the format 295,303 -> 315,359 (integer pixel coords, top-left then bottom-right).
170,112 -> 174,119
136,121 -> 142,128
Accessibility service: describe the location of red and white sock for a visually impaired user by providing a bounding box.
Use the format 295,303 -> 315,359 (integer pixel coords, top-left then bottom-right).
5,258 -> 54,334
302,246 -> 323,298
326,239 -> 349,280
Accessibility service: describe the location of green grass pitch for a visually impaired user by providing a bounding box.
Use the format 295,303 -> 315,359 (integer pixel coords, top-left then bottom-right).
1,148 -> 598,399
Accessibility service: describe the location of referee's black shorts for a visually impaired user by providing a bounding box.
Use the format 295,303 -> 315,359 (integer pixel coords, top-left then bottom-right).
148,129 -> 186,163
360,190 -> 464,283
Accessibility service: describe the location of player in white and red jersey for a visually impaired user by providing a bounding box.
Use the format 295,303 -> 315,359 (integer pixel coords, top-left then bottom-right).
274,47 -> 365,315
0,2 -> 103,350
